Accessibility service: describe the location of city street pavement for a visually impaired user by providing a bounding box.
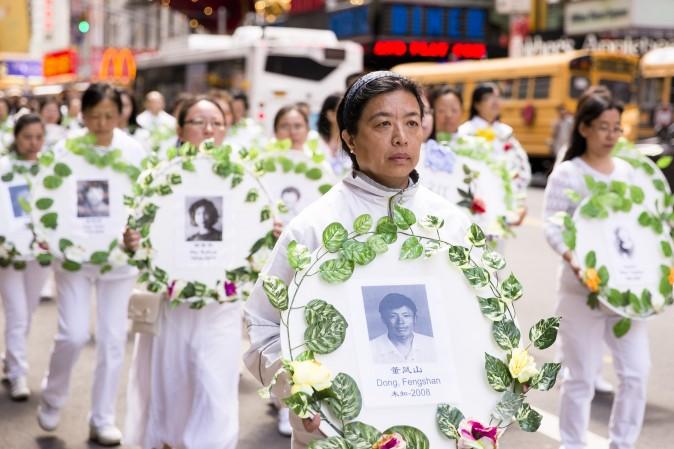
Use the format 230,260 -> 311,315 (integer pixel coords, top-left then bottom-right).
1,187 -> 673,449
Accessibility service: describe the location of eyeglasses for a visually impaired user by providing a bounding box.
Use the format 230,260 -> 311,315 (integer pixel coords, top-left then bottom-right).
184,119 -> 226,129
592,125 -> 623,136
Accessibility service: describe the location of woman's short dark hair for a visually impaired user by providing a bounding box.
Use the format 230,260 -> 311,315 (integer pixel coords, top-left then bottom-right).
189,199 -> 219,228
119,89 -> 139,129
13,113 -> 43,138
428,84 -> 463,140
317,93 -> 342,142
231,90 -> 249,111
337,72 -> 424,170
177,96 -> 226,127
273,104 -> 308,133
378,293 -> 417,317
469,83 -> 498,119
563,91 -> 624,161
81,83 -> 122,114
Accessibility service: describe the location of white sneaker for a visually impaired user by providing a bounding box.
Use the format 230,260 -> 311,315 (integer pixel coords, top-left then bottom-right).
89,423 -> 122,446
37,399 -> 60,431
9,376 -> 30,401
595,376 -> 614,394
278,407 -> 292,437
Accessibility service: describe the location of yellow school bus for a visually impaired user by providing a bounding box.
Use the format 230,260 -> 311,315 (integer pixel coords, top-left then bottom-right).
392,50 -> 639,159
638,47 -> 674,139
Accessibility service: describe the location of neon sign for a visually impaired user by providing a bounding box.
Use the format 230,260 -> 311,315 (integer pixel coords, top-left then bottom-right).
372,41 -> 486,60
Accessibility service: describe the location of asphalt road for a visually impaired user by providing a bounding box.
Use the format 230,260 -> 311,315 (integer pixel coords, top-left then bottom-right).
1,187 -> 672,449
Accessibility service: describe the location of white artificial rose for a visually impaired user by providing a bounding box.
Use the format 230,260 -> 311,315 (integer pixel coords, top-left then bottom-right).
108,246 -> 128,267
289,359 -> 332,396
64,245 -> 86,264
133,247 -> 152,261
251,246 -> 272,272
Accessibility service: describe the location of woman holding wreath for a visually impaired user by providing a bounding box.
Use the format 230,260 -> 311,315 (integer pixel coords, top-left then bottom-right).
124,97 -> 243,449
542,91 -> 649,449
244,71 -> 472,448
0,114 -> 51,401
37,84 -> 146,446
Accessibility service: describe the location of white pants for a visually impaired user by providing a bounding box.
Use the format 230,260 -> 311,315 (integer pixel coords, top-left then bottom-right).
41,265 -> 136,427
557,266 -> 650,449
0,261 -> 50,380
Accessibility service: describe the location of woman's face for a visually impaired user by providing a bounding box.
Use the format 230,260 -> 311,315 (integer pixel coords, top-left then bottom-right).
232,99 -> 246,124
434,93 -> 462,135
83,98 -> 120,144
475,90 -> 501,123
41,103 -> 60,125
275,110 -> 309,150
15,123 -> 45,160
86,186 -> 105,206
580,109 -> 622,158
420,95 -> 434,142
178,100 -> 227,146
342,90 -> 423,189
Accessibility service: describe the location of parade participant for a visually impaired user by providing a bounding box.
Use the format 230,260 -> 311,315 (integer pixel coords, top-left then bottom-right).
210,89 -> 235,128
0,97 -> 15,153
317,92 -> 351,176
244,71 -> 471,448
124,95 -> 239,449
543,92 -> 649,449
458,83 -> 530,224
227,91 -> 265,148
429,85 -> 463,141
37,84 -> 145,446
274,105 -> 310,152
62,96 -> 83,133
136,91 -> 176,130
231,90 -> 249,126
118,90 -> 140,134
39,97 -> 66,149
0,114 -> 50,400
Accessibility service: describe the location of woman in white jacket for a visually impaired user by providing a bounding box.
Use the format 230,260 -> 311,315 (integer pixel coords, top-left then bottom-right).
0,114 -> 51,400
243,71 -> 471,449
542,91 -> 649,449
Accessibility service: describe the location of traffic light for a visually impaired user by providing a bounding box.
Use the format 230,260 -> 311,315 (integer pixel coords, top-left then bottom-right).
78,14 -> 90,33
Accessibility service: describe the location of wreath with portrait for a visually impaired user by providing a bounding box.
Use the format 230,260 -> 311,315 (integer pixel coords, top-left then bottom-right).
30,133 -> 140,272
558,175 -> 674,337
260,206 -> 561,449
127,141 -> 277,308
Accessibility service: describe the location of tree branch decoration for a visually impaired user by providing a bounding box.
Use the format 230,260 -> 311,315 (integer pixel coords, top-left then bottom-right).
127,142 -> 276,309
260,208 -> 560,449
30,134 -> 140,272
558,175 -> 674,337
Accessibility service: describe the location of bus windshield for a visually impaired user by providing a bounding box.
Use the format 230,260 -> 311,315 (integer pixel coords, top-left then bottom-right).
599,79 -> 633,104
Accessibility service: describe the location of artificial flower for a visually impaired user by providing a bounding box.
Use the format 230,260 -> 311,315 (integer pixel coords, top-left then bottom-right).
251,246 -> 272,272
108,246 -> 128,267
475,128 -> 496,142
584,268 -> 600,293
224,281 -> 237,297
668,267 -> 674,285
424,140 -> 456,173
167,279 -> 187,299
0,244 -> 9,259
133,247 -> 153,261
457,419 -> 499,449
289,359 -> 332,396
503,142 -> 513,152
508,347 -> 539,383
471,198 -> 487,215
372,433 -> 407,449
63,245 -> 86,264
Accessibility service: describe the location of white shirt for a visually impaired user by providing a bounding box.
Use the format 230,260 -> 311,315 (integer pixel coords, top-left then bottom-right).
370,332 -> 436,364
136,110 -> 176,131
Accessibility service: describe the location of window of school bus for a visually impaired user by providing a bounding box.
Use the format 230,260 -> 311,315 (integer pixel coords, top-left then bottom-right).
639,78 -> 663,110
517,78 -> 529,99
569,75 -> 590,98
264,55 -> 338,81
599,79 -> 633,104
500,79 -> 515,99
533,76 -> 551,99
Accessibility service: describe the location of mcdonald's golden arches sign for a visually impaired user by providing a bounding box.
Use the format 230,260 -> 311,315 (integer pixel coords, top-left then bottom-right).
98,48 -> 136,82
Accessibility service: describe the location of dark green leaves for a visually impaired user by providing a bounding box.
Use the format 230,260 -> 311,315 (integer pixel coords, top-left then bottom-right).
492,390 -> 523,423
43,175 -> 62,189
343,422 -> 381,448
383,426 -> 429,449
492,319 -> 521,350
324,373 -> 361,420
262,276 -> 289,310
436,404 -> 464,440
393,205 -> 416,230
478,297 -> 506,322
468,223 -> 486,247
287,240 -> 312,271
528,317 -> 560,350
53,162 -> 72,177
448,245 -> 470,266
585,250 -> 596,269
485,353 -> 512,392
462,267 -> 489,287
341,240 -> 376,266
613,317 -> 631,338
353,214 -> 373,234
304,300 -> 348,354
35,198 -> 54,210
40,212 -> 58,229
375,216 -> 397,244
323,222 -> 348,252
501,274 -> 523,301
529,362 -> 561,391
400,236 -> 423,260
516,402 -> 542,432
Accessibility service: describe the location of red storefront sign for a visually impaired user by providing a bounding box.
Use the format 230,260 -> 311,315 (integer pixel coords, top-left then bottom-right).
372,40 -> 486,60
43,50 -> 78,78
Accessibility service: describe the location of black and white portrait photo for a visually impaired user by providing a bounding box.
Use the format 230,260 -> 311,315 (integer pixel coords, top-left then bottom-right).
77,180 -> 110,218
281,186 -> 301,216
185,196 -> 223,242
9,184 -> 30,218
614,226 -> 635,258
362,284 -> 436,364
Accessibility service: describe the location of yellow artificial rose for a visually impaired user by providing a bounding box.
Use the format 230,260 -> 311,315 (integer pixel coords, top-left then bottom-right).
475,128 -> 496,142
290,359 -> 332,395
668,267 -> 674,285
584,268 -> 600,293
508,348 -> 539,383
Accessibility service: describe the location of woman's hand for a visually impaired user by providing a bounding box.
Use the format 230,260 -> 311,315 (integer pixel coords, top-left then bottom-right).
563,250 -> 582,281
123,227 -> 141,252
272,220 -> 284,239
302,413 -> 321,433
512,207 -> 527,227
